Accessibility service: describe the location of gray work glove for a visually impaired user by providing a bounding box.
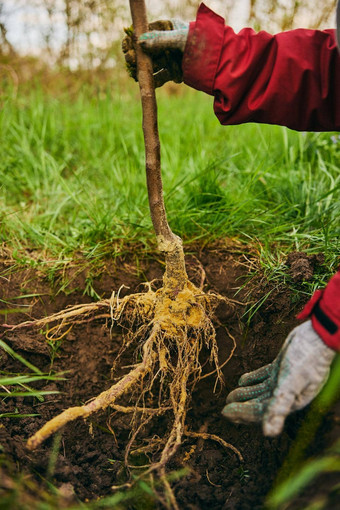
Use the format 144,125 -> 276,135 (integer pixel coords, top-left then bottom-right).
222,320 -> 336,437
122,19 -> 189,88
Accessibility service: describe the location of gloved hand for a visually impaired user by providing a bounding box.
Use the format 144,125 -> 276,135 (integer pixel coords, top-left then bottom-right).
222,320 -> 336,437
122,19 -> 189,88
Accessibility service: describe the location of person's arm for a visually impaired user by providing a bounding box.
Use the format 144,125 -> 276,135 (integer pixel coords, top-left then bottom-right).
124,3 -> 339,131
183,3 -> 340,132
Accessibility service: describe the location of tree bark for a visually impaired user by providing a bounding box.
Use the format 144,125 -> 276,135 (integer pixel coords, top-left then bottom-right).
129,0 -> 187,291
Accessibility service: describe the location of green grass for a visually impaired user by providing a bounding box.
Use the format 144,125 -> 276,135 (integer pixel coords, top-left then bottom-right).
0,338 -> 64,417
0,82 -> 339,284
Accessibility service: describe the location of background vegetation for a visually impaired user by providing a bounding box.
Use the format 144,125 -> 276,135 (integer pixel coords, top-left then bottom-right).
1,1 -> 338,69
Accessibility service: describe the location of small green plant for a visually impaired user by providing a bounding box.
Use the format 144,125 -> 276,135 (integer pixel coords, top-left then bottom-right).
266,442 -> 340,509
237,465 -> 250,483
0,339 -> 64,418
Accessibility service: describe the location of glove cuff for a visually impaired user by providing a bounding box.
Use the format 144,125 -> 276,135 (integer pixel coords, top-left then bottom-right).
297,272 -> 340,351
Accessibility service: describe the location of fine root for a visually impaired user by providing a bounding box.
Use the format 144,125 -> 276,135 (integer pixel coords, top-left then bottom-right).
184,430 -> 243,462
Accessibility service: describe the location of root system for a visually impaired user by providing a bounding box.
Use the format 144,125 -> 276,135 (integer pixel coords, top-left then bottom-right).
6,269 -> 240,507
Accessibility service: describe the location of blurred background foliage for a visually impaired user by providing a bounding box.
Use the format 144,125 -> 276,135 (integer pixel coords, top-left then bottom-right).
0,0 -> 338,78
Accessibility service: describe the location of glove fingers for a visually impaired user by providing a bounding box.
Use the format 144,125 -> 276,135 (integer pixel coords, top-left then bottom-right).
123,20 -> 184,87
122,35 -> 133,53
153,68 -> 172,88
139,31 -> 175,52
263,389 -> 296,437
124,53 -> 176,85
167,56 -> 183,83
222,399 -> 268,424
171,19 -> 189,30
122,21 -> 173,53
226,380 -> 270,403
139,29 -> 187,53
238,362 -> 273,387
124,48 -> 136,67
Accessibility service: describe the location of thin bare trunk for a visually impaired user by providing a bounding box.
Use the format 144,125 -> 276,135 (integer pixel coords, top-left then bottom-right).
129,0 -> 188,291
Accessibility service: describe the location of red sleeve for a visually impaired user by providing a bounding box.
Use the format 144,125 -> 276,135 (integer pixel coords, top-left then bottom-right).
182,3 -> 340,132
297,271 -> 340,351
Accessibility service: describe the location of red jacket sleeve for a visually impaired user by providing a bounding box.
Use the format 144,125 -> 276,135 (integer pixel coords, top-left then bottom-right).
297,271 -> 340,351
182,3 -> 340,132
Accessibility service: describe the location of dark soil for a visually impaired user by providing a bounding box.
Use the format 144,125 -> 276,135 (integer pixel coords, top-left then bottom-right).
0,244 -> 339,509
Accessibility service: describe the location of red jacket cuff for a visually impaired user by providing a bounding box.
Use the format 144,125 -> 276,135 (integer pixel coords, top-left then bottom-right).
182,3 -> 224,95
298,272 -> 340,351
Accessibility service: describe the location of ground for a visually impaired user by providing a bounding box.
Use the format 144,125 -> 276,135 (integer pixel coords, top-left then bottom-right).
0,243 -> 339,509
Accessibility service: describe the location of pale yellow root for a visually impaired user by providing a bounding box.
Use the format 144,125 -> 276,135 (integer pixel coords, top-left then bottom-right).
184,430 -> 243,462
27,331 -> 158,450
3,301 -> 112,330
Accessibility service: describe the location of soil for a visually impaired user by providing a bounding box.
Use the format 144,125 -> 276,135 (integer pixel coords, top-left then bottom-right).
0,243 -> 339,509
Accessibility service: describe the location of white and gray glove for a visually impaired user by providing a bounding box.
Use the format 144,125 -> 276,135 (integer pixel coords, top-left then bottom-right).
222,320 -> 336,436
138,19 -> 189,53
122,19 -> 189,87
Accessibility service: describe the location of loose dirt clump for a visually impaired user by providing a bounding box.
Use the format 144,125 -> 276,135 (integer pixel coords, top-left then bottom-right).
0,245 -> 339,509
287,251 -> 325,282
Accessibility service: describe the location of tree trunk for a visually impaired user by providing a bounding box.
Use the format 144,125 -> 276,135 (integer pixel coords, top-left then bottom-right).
128,0 -> 188,293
